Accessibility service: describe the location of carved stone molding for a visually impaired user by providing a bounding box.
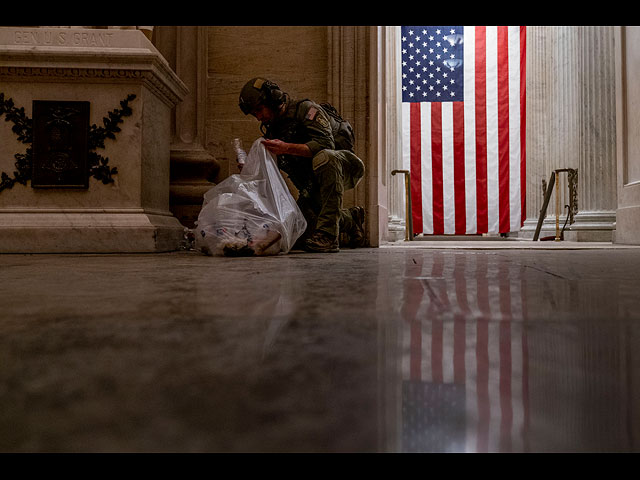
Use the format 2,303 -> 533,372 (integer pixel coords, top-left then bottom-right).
0,66 -> 184,108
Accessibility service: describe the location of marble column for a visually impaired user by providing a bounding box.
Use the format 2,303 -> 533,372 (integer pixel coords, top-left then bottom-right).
155,26 -> 220,229
566,26 -> 617,242
327,26 -> 366,210
327,26 -> 378,244
521,26 -> 617,241
521,26 -> 580,238
384,26 -> 406,242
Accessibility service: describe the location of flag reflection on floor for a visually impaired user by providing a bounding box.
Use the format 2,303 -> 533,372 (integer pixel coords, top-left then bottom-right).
400,252 -> 529,453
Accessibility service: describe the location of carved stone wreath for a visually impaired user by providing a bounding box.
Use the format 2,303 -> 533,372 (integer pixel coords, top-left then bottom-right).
0,92 -> 136,193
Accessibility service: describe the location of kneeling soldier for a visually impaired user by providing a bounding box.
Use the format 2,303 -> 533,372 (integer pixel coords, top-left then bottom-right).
238,77 -> 366,253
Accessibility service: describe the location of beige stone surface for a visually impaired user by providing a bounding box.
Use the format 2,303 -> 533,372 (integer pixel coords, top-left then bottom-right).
154,26 -> 219,229
616,27 -> 640,245
206,26 -> 328,183
0,82 -> 145,211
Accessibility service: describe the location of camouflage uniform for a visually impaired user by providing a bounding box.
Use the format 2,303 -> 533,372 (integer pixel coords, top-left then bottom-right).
261,98 -> 365,247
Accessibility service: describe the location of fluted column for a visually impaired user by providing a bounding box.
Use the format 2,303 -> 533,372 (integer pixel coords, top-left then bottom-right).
567,26 -> 617,241
385,26 -> 406,242
521,26 -> 617,241
521,26 -> 580,238
155,26 -> 220,229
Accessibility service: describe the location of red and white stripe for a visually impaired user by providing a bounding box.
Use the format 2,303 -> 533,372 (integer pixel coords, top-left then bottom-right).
402,26 -> 526,235
401,252 -> 530,452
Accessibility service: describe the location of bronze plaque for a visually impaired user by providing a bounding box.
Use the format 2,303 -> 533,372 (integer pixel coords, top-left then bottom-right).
32,100 -> 90,188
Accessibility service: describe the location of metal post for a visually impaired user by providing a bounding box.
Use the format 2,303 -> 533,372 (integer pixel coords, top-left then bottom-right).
555,169 -> 561,241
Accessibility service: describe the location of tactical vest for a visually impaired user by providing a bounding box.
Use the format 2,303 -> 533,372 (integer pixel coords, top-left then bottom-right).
262,99 -> 355,196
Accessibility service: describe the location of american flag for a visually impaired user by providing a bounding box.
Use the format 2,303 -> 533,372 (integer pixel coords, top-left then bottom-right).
400,252 -> 530,452
401,26 -> 526,235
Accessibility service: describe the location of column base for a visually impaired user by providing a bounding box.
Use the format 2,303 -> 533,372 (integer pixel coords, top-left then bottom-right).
519,211 -> 616,242
387,215 -> 406,242
564,211 -> 616,242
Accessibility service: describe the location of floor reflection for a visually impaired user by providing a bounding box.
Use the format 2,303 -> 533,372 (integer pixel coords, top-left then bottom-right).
2,248 -> 639,452
398,251 -> 528,452
394,249 -> 639,453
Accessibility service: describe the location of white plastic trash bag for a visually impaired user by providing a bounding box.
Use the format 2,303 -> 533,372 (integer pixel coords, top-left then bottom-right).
195,138 -> 307,257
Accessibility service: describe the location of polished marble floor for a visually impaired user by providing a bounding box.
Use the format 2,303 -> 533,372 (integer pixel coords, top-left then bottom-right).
1,243 -> 640,452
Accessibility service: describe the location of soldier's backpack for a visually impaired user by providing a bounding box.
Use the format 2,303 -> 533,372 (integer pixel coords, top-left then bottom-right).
318,102 -> 356,152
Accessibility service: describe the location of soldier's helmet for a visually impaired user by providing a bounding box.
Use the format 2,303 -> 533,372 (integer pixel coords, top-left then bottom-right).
239,77 -> 287,115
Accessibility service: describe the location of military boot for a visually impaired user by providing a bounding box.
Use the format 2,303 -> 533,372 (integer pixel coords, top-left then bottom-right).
349,206 -> 366,248
304,231 -> 340,253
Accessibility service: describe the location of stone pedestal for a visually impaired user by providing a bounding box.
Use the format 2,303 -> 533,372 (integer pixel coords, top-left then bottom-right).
0,27 -> 188,252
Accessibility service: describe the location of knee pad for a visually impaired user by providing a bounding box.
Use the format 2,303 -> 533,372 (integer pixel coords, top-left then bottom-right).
312,150 -> 333,171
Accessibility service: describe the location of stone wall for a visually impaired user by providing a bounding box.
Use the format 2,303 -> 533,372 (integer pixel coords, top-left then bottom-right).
206,26 -> 329,184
